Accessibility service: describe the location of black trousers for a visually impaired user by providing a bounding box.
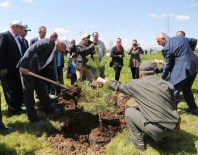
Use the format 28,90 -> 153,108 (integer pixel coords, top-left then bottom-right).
49,66 -> 64,95
130,67 -> 139,79
71,74 -> 77,85
1,74 -> 23,113
114,66 -> 122,81
21,74 -> 53,121
174,73 -> 197,109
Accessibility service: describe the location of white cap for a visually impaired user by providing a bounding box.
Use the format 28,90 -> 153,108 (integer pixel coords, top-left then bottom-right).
81,32 -> 91,40
10,20 -> 22,26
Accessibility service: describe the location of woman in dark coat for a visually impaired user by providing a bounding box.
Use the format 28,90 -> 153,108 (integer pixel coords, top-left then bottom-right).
110,38 -> 125,81
128,39 -> 144,79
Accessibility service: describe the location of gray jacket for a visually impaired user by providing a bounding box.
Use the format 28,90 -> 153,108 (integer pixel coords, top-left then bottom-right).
110,75 -> 180,125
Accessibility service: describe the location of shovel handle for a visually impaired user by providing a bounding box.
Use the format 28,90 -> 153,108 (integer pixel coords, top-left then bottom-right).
28,71 -> 67,89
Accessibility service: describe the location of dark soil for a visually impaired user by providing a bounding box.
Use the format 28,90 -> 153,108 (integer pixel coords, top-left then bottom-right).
47,85 -> 131,155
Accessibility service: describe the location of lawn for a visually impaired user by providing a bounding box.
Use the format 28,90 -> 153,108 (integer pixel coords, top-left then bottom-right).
0,52 -> 198,155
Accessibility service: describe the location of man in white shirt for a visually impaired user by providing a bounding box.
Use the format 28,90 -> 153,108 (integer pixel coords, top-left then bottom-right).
92,32 -> 106,78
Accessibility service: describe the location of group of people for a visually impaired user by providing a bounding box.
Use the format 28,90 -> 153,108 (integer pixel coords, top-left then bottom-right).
110,38 -> 144,81
97,31 -> 198,150
0,20 -> 198,152
0,20 -> 108,133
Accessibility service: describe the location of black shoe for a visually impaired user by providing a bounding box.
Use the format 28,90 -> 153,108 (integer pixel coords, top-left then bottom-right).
43,107 -> 63,114
30,119 -> 45,125
0,123 -> 12,134
184,107 -> 198,115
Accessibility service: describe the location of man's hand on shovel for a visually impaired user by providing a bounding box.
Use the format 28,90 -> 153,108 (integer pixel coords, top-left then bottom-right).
19,68 -> 67,89
20,68 -> 29,75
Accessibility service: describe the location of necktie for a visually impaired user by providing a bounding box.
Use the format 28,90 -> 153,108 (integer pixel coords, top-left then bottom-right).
18,37 -> 24,48
15,37 -> 23,56
22,38 -> 27,49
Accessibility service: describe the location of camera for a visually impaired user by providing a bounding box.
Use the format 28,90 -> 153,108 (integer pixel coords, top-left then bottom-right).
94,43 -> 98,45
133,43 -> 138,46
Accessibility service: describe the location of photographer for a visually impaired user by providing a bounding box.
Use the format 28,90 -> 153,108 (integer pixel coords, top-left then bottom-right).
76,33 -> 94,82
128,39 -> 144,79
110,38 -> 125,81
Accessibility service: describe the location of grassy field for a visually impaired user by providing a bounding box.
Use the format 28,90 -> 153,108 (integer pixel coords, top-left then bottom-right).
0,52 -> 198,155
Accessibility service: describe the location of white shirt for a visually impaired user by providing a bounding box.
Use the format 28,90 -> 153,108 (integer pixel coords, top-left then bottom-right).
41,46 -> 56,69
96,40 -> 106,61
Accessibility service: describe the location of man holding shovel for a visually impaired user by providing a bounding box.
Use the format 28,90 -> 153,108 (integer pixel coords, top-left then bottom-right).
17,38 -> 66,124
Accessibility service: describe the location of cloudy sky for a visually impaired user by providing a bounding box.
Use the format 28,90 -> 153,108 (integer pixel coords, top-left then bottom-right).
0,0 -> 197,49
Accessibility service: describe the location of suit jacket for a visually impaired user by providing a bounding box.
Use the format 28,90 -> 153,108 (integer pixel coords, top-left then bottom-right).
161,36 -> 198,85
18,37 -> 29,54
30,37 -> 39,46
0,31 -> 23,77
187,38 -> 197,51
24,38 -> 29,50
17,38 -> 57,81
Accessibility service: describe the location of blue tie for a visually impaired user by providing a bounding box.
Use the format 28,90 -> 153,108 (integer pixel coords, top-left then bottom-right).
22,38 -> 27,48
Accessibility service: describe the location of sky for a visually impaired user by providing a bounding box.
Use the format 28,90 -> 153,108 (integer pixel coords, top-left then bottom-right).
0,0 -> 198,49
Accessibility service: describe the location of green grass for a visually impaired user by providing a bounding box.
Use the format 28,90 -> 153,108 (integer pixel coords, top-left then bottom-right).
1,52 -> 198,155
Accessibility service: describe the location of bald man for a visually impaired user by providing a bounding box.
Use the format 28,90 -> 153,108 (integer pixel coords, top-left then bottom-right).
18,39 -> 66,123
156,32 -> 198,115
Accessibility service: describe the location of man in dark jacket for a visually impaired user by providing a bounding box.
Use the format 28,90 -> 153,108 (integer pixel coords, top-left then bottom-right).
18,25 -> 31,54
17,38 -> 66,124
0,20 -> 24,116
97,61 -> 180,151
29,26 -> 47,46
156,32 -> 198,114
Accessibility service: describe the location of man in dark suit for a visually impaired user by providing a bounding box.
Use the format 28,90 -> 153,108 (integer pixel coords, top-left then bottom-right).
29,26 -> 47,46
17,39 -> 66,123
18,25 -> 31,54
156,32 -> 198,114
0,20 -> 24,116
155,31 -> 197,76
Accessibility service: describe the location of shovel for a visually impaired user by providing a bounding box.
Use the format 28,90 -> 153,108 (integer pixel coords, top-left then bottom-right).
28,71 -> 67,89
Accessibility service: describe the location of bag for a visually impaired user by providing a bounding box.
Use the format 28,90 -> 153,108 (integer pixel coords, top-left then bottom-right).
109,60 -> 114,67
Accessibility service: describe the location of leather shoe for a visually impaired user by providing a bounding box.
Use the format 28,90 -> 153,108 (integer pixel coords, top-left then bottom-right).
53,107 -> 62,113
184,107 -> 198,115
44,107 -> 63,114
0,123 -> 12,134
31,119 -> 45,125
